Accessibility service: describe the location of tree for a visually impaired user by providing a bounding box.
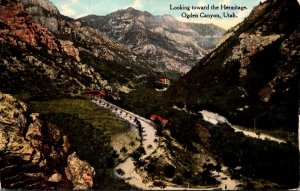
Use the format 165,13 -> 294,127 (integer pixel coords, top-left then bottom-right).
173,175 -> 183,184
163,165 -> 176,178
183,170 -> 192,179
203,163 -> 214,172
120,147 -> 127,153
146,163 -> 157,174
154,118 -> 163,136
166,111 -> 198,148
215,162 -> 222,175
129,141 -> 135,147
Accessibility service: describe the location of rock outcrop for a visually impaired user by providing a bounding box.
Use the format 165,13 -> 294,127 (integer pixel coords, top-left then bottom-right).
0,94 -> 95,189
167,0 -> 299,131
65,153 -> 95,190
22,0 -> 59,15
21,0 -> 60,31
59,40 -> 80,62
230,33 -> 282,78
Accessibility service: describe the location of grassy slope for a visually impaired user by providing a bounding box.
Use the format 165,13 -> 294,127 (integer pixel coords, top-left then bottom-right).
29,97 -> 129,136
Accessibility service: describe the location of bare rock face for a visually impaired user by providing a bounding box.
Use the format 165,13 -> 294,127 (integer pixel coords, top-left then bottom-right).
0,0 -> 108,98
0,94 -> 95,190
229,33 -> 282,78
21,0 -> 59,15
59,40 -> 81,62
48,172 -> 63,183
65,153 -> 95,190
21,0 -> 60,31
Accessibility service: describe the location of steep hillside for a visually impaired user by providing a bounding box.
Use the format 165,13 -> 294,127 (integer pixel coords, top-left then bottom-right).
0,0 -> 100,99
0,94 -> 95,189
0,0 -> 155,100
21,0 -> 155,87
78,8 -> 225,77
167,0 -> 299,132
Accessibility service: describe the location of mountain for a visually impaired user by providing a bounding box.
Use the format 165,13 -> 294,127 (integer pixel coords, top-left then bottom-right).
167,0 -> 299,132
0,0 -> 155,100
0,94 -> 95,189
78,8 -> 225,77
0,1 -> 136,189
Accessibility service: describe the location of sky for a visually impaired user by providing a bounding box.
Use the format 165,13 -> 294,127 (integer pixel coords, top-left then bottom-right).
50,0 -> 267,30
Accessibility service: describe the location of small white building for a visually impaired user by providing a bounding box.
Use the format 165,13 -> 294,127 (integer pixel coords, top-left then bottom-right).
157,77 -> 170,85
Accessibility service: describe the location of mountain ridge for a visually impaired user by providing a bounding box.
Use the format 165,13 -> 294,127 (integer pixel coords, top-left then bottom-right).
167,0 -> 299,132
78,7 -> 225,77
0,0 -> 157,100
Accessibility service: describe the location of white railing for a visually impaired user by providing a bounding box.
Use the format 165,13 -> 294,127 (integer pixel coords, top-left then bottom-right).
91,96 -> 153,125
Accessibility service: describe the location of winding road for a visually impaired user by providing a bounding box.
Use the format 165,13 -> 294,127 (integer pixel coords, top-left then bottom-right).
87,95 -> 297,190
91,97 -> 239,190
91,97 -> 159,189
92,97 -> 158,157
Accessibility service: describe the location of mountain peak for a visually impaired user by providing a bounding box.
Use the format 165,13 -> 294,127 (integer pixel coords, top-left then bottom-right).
160,14 -> 177,22
125,7 -> 136,11
111,6 -> 153,18
78,7 -> 225,76
120,6 -> 141,14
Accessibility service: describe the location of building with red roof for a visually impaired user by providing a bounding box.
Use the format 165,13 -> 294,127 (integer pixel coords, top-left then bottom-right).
150,114 -> 169,125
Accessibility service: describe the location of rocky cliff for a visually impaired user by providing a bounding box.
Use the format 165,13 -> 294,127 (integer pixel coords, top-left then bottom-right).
20,0 -> 156,93
21,0 -> 59,32
167,0 -> 299,131
0,94 -> 95,189
78,8 -> 225,77
0,0 -> 154,100
0,0 -> 104,99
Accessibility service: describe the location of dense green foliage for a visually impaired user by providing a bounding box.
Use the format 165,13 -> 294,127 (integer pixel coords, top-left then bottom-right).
120,88 -> 202,149
207,123 -> 299,189
163,165 -> 176,178
165,111 -> 199,149
80,51 -> 154,87
121,88 -> 173,118
189,170 -> 219,186
113,83 -> 298,189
